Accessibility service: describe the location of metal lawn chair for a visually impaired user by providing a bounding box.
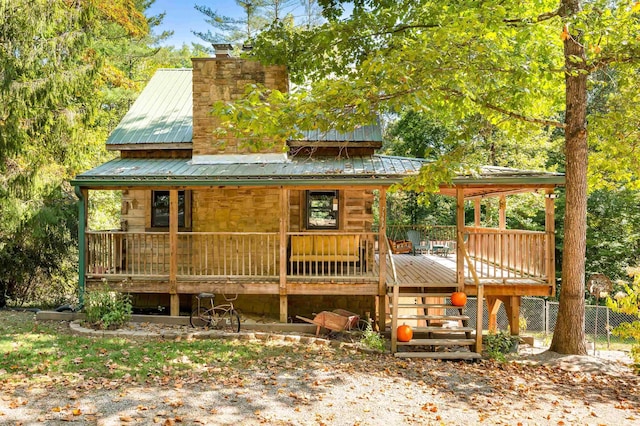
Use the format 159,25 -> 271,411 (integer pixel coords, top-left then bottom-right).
406,230 -> 430,255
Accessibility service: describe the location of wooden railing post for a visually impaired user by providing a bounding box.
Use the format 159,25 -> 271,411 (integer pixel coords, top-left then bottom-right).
377,188 -> 388,331
456,187 -> 465,289
279,188 -> 289,323
545,189 -> 557,296
169,189 -> 179,316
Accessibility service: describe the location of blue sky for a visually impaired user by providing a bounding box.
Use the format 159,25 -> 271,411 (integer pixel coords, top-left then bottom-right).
148,1 -> 245,47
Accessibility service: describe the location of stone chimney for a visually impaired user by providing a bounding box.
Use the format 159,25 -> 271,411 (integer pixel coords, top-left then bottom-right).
191,50 -> 288,162
213,43 -> 233,58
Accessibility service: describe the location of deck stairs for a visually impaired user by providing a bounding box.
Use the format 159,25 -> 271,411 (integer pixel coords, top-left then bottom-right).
389,282 -> 482,360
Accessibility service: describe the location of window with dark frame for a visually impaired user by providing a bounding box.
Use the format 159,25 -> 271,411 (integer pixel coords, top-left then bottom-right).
306,190 -> 339,229
151,190 -> 187,228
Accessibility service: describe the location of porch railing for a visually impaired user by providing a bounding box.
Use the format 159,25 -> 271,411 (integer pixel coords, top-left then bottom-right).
177,232 -> 279,278
86,231 -> 378,281
465,228 -> 547,282
384,224 -> 456,243
286,232 -> 378,280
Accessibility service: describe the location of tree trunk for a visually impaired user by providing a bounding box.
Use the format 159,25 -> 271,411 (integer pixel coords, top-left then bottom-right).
550,0 -> 588,355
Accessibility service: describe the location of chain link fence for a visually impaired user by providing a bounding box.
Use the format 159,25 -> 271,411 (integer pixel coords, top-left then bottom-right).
444,297 -> 637,345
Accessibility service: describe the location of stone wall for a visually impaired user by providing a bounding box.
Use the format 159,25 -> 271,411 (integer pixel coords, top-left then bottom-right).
192,58 -> 288,156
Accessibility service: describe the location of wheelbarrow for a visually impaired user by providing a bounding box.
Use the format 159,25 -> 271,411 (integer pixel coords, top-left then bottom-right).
296,309 -> 360,336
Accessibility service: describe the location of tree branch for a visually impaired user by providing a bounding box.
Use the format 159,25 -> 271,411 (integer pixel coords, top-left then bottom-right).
588,55 -> 640,73
503,9 -> 561,25
442,88 -> 565,129
479,100 -> 565,128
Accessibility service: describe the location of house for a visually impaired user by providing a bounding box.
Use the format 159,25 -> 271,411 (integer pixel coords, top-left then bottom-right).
72,46 -> 564,358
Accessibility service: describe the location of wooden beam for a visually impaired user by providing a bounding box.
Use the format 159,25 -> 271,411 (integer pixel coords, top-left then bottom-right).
545,189 -> 557,296
456,187 -> 465,289
475,283 -> 484,353
377,188 -> 388,331
486,296 -> 502,332
286,282 -> 378,295
279,187 -> 289,322
474,199 -> 481,227
502,296 -> 521,335
169,189 -> 179,316
498,195 -> 506,230
463,283 -> 554,297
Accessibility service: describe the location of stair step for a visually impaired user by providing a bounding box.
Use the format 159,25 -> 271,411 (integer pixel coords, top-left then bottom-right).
388,292 -> 455,298
408,326 -> 475,333
394,352 -> 482,360
390,303 -> 463,309
397,338 -> 475,346
387,292 -> 457,297
389,284 -> 458,290
390,282 -> 458,287
395,314 -> 470,321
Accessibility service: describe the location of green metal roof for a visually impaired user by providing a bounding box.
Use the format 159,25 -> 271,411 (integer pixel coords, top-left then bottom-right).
106,69 -> 192,146
72,155 -> 564,188
296,122 -> 382,143
106,68 -> 383,146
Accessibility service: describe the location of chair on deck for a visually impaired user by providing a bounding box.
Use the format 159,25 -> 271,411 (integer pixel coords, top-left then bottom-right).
431,241 -> 452,256
406,230 -> 430,255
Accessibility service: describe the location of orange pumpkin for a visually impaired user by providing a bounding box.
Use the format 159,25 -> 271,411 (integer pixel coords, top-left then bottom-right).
451,291 -> 467,306
397,324 -> 413,342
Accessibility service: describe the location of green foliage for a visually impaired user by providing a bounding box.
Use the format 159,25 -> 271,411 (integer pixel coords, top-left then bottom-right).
193,1 -> 270,44
0,1 -> 177,307
84,282 -> 133,330
0,187 -> 78,308
606,268 -> 640,372
484,330 -> 519,362
359,321 -> 386,352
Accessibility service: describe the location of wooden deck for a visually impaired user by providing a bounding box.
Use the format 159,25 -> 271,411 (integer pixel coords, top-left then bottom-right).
387,253 -> 554,297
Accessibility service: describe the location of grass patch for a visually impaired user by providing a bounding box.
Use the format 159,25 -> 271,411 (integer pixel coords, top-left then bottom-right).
0,311 -> 317,386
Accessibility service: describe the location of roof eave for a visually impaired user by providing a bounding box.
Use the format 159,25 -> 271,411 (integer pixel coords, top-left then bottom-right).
452,176 -> 566,186
70,175 -> 408,188
107,143 -> 193,151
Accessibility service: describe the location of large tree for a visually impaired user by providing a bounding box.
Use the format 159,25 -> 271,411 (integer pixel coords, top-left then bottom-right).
214,0 -> 640,354
0,0 -> 155,307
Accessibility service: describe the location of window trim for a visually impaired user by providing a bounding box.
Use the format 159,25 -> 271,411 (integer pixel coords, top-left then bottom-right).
148,190 -> 192,231
306,190 -> 339,230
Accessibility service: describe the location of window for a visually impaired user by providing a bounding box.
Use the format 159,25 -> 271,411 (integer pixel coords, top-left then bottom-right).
306,190 -> 339,229
151,190 -> 190,228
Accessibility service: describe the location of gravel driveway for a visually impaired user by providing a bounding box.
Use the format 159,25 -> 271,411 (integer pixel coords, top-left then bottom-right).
1,320 -> 639,425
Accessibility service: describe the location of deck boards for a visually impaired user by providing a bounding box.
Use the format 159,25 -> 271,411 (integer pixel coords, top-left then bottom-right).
384,252 -> 553,296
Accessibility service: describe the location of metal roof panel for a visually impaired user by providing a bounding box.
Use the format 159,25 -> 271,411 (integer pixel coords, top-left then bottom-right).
106,69 -> 192,145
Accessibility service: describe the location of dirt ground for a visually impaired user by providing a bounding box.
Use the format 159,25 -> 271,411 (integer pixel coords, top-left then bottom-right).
1,320 -> 639,426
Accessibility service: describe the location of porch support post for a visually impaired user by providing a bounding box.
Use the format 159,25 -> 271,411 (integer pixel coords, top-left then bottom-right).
486,296 -> 502,333
474,199 -> 481,227
456,187 -> 465,289
279,187 -> 289,323
502,296 -> 521,336
498,195 -> 507,230
75,186 -> 88,307
377,187 -> 387,331
545,189 -> 557,296
169,189 -> 179,316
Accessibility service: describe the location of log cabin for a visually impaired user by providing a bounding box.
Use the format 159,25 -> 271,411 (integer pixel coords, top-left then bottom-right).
72,46 -> 564,358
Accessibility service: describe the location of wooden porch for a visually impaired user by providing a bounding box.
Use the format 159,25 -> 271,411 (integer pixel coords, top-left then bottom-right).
388,252 -> 554,296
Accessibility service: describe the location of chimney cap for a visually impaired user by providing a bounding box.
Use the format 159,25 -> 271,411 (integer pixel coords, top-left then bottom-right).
212,43 -> 233,58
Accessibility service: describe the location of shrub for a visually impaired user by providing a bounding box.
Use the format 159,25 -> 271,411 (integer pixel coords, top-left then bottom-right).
360,320 -> 386,352
607,268 -> 640,373
84,281 -> 132,330
484,330 -> 518,362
